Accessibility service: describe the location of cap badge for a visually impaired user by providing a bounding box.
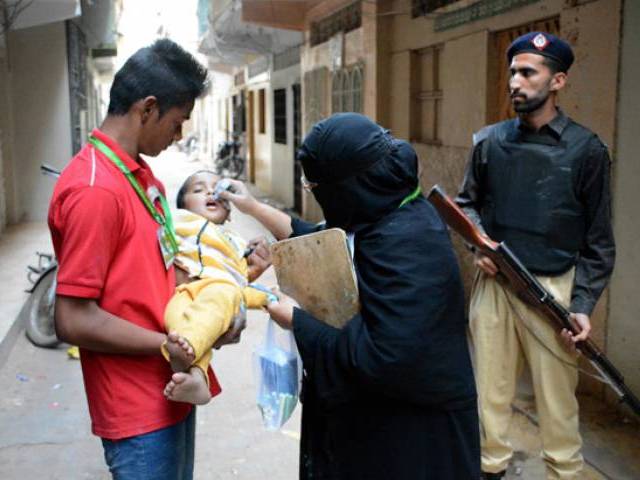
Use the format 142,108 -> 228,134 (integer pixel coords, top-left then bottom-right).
532,33 -> 549,51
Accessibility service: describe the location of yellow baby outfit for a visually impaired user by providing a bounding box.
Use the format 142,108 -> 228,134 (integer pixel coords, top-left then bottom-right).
162,209 -> 269,378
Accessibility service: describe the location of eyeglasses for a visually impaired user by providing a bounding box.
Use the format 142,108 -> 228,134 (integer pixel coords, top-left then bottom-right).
300,174 -> 318,192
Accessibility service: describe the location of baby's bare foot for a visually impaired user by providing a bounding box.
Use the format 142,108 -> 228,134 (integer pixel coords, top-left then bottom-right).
164,368 -> 211,405
166,331 -> 195,372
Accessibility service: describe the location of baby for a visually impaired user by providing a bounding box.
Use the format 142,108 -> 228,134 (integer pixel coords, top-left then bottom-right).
162,170 -> 272,404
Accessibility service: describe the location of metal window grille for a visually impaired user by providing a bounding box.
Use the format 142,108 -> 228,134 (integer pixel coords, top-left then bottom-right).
274,88 -> 287,144
310,1 -> 362,47
331,70 -> 344,113
411,0 -> 459,18
331,65 -> 364,114
351,65 -> 363,114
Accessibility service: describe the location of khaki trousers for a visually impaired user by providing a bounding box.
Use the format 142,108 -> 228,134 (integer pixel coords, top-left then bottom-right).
469,268 -> 583,479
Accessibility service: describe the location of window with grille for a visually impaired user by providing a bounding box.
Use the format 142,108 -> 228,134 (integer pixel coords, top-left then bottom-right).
310,2 -> 362,47
488,17 -> 560,123
410,45 -> 443,144
258,89 -> 266,134
411,0 -> 459,18
274,88 -> 287,144
331,65 -> 364,114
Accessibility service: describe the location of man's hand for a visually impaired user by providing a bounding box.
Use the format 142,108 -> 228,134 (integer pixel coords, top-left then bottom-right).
475,252 -> 499,276
247,236 -> 272,282
212,315 -> 247,349
266,289 -> 300,331
218,179 -> 259,214
560,313 -> 591,351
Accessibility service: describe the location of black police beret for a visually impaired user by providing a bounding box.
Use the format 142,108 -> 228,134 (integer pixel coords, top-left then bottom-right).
507,31 -> 574,72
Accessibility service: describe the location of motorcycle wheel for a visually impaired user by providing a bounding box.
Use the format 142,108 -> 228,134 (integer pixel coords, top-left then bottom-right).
24,269 -> 61,348
228,155 -> 244,179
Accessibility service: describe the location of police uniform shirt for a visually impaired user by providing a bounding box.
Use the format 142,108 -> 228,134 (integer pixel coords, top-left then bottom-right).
456,109 -> 615,315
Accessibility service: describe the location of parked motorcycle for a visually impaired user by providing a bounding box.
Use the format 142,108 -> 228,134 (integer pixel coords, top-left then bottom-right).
24,251 -> 59,348
215,133 -> 245,179
21,164 -> 60,348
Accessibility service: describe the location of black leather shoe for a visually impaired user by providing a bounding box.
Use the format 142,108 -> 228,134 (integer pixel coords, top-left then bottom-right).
480,471 -> 506,480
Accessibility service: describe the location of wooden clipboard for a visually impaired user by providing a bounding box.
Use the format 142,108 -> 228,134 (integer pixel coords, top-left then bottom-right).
270,228 -> 360,329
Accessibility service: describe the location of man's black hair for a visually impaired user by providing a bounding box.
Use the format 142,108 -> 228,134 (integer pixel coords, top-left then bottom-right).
176,170 -> 217,208
541,55 -> 565,74
108,39 -> 208,116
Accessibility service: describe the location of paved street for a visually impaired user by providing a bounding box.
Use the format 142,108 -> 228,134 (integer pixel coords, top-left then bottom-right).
0,150 -> 637,479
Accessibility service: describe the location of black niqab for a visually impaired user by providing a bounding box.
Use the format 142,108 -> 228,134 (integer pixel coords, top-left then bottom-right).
297,113 -> 418,232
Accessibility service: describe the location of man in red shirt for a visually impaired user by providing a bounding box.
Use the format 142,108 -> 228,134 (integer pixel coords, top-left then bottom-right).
49,39 -> 264,479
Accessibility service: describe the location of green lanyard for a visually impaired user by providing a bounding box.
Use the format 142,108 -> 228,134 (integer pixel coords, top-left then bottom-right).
88,136 -> 179,255
398,185 -> 422,208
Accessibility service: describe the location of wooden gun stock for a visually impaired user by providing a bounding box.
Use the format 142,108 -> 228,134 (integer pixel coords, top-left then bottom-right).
427,184 -> 640,417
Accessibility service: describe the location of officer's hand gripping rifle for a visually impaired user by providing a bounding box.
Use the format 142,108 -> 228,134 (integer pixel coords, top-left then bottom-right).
427,184 -> 640,418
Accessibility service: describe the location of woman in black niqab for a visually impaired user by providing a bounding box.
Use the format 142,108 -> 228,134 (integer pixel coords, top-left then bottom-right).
229,113 -> 480,479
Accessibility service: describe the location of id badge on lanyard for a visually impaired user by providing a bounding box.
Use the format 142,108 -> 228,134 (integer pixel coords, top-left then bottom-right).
157,225 -> 176,269
148,185 -> 177,269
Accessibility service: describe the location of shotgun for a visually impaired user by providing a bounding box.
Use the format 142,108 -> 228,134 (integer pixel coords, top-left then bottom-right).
427,184 -> 640,417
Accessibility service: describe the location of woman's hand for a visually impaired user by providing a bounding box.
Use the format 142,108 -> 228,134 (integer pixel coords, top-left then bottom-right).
218,179 -> 293,240
266,289 -> 300,330
218,179 -> 259,214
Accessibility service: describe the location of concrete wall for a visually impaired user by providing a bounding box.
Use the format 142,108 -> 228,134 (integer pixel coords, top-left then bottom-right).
8,21 -> 72,222
608,0 -> 640,399
270,63 -> 300,208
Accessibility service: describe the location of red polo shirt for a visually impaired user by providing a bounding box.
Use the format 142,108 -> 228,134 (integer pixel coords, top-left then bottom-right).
49,129 -> 219,439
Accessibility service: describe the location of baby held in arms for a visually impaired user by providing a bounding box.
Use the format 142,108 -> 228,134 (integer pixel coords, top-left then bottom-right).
162,171 -> 273,404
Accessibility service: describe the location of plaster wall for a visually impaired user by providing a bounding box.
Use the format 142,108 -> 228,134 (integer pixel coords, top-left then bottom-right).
440,30 -> 489,148
8,21 -> 71,222
270,63 -> 300,208
608,0 -> 640,399
559,0 -> 621,148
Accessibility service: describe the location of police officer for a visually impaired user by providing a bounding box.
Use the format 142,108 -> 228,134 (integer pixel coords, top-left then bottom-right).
456,32 -> 615,479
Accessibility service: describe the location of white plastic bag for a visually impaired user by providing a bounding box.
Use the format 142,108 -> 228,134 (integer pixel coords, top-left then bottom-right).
253,318 -> 300,430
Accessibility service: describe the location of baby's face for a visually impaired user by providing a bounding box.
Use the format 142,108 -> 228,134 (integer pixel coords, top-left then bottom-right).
182,172 -> 230,224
